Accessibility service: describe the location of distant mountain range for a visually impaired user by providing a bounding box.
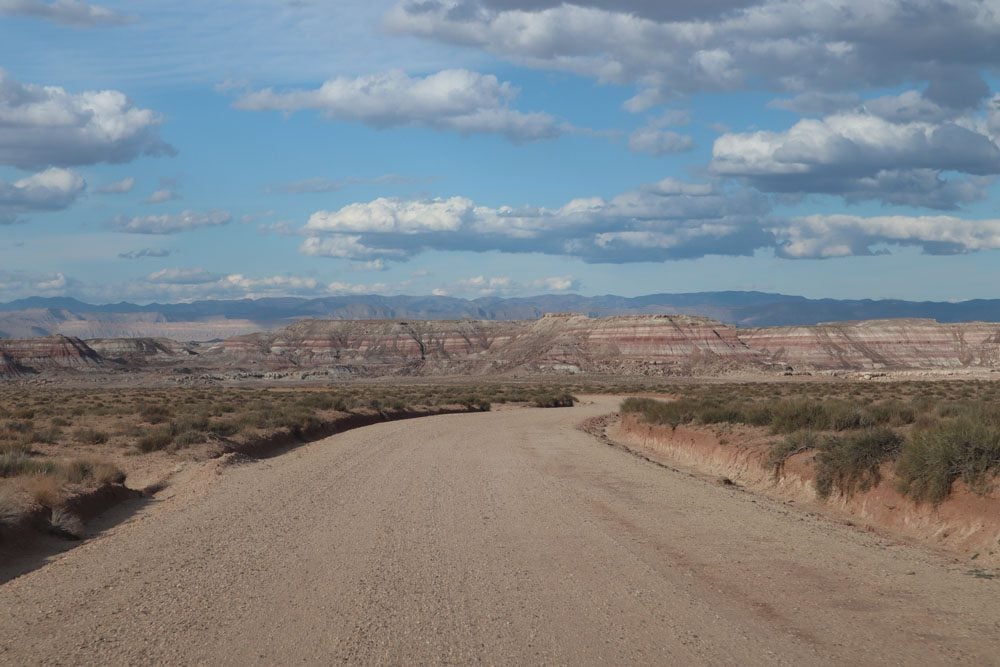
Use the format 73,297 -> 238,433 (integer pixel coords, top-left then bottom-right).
2,291 -> 1000,340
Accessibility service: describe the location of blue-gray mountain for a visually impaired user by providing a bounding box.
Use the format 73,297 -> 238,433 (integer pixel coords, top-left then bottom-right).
3,292 -> 1000,340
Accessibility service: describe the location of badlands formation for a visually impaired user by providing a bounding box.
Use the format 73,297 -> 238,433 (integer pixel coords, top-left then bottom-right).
2,313 -> 1000,379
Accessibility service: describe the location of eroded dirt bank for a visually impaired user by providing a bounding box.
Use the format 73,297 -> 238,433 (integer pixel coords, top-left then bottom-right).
1,398 -> 998,664
610,413 -> 1000,567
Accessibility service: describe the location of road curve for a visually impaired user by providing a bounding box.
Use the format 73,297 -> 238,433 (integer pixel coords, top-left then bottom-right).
1,397 -> 998,665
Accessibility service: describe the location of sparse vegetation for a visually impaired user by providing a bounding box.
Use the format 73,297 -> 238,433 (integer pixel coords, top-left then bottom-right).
621,380 -> 1000,504
0,381 -> 588,523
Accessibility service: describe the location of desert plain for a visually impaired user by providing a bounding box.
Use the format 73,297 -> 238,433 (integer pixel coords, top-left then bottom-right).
1,313 -> 999,664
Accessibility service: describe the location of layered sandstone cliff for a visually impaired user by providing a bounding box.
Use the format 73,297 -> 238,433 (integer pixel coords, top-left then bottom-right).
0,335 -> 104,371
4,315 -> 1000,378
86,338 -> 198,364
743,319 -> 1000,370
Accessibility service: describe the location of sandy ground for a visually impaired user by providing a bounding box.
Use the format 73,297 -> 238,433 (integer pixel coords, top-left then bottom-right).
0,397 -> 998,665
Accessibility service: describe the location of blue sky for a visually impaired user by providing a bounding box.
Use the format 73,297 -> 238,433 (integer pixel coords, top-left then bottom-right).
2,0 -> 1000,303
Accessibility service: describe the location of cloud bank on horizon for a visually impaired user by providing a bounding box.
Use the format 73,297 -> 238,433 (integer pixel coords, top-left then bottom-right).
2,0 -> 1000,303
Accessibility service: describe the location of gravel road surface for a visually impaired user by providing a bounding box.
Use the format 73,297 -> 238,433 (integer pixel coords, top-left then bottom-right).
1,397 -> 998,665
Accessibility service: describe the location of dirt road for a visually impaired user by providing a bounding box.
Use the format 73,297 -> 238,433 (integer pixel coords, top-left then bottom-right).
1,397 -> 998,665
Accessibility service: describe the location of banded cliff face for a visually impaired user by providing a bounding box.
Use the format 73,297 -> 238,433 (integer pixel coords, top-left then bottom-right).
482,313 -> 765,374
213,314 -> 768,376
0,335 -> 103,371
743,319 -> 1000,370
217,319 -> 522,369
86,338 -> 197,364
4,316 -> 1000,378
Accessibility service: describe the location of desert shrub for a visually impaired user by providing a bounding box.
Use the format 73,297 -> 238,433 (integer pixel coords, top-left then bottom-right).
32,426 -> 63,444
769,400 -> 831,434
896,417 -> 1000,503
139,404 -> 173,424
173,431 -> 205,447
135,427 -> 175,453
530,392 -> 575,408
297,394 -> 335,410
173,413 -> 210,434
814,428 -> 903,499
207,419 -> 240,437
19,474 -> 63,507
621,397 -> 692,431
72,427 -> 109,445
0,450 -> 56,477
89,461 -> 126,485
767,430 -> 818,476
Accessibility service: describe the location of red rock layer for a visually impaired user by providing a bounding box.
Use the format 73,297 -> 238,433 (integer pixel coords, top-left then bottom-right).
742,319 -> 1000,370
0,335 -> 103,371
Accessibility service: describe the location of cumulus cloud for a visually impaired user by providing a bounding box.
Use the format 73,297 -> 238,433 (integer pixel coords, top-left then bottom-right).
628,127 -> 694,155
0,0 -> 131,26
145,188 -> 179,204
235,69 -> 561,142
712,109 -> 1000,208
774,214 -> 1000,259
0,69 -> 172,170
0,167 -> 85,224
0,270 -> 80,297
97,176 -> 135,194
385,1 -> 1000,109
110,210 -> 232,234
300,177 -> 773,263
426,274 -> 579,297
146,267 -> 220,284
118,248 -> 171,259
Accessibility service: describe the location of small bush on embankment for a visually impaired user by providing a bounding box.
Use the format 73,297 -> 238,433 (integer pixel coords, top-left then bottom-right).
621,393 -> 1000,504
813,428 -> 903,499
896,415 -> 1000,504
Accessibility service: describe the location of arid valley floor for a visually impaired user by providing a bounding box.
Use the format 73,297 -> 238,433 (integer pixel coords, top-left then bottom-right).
1,316 -> 999,664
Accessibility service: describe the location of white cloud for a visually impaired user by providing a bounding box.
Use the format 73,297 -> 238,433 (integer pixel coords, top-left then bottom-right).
0,0 -> 131,26
97,176 -> 135,194
299,178 -> 772,263
235,69 -> 561,142
306,197 -> 471,234
110,210 -> 232,234
774,214 -> 1000,258
0,270 -> 80,297
0,69 -> 172,169
118,247 -> 171,259
146,267 -> 221,285
628,127 -> 694,155
145,188 -> 179,204
434,274 -> 580,297
385,1 -> 1000,110
712,109 -> 1000,208
0,167 -> 85,224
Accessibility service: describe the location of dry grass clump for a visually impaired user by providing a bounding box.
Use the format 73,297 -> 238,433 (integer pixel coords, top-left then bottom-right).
896,411 -> 1000,503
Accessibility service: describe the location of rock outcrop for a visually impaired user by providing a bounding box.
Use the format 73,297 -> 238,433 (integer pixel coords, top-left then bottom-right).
4,315 -> 1000,378
87,338 -> 198,364
0,335 -> 104,372
212,314 -> 770,376
743,319 -> 1000,370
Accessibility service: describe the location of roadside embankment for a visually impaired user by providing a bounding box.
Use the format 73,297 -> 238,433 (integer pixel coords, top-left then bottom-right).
602,412 -> 1000,567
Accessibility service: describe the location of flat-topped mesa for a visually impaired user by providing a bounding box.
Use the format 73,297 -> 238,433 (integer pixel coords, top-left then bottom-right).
499,313 -> 766,375
215,319 -> 522,368
86,338 -> 197,364
742,319 -> 1000,370
0,335 -> 104,371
